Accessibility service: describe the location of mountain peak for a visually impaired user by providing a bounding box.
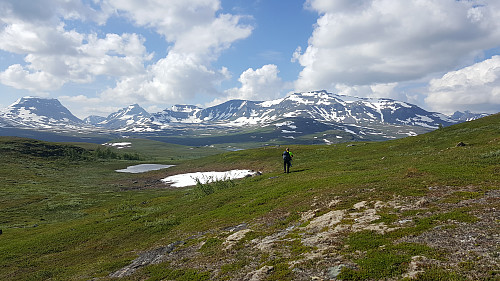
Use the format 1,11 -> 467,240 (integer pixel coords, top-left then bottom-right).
3,96 -> 82,127
451,110 -> 489,121
109,104 -> 149,118
10,96 -> 61,107
171,105 -> 201,113
1,94 -> 491,140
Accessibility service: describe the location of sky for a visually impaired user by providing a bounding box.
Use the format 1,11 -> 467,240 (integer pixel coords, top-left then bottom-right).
0,0 -> 499,119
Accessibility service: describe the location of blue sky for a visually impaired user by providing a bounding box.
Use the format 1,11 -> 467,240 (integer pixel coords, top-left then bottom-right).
0,0 -> 499,118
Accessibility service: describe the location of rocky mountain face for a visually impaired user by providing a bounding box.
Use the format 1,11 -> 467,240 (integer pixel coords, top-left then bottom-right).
0,91 -> 490,143
98,104 -> 152,130
0,97 -> 84,129
450,110 -> 490,121
83,115 -> 106,125
153,105 -> 202,124
150,91 -> 459,129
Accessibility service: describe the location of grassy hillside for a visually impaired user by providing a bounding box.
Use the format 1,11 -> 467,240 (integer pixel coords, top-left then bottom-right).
96,138 -> 225,162
0,114 -> 499,280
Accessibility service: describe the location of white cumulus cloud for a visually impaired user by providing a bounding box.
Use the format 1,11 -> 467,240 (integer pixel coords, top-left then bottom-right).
218,64 -> 284,104
0,1 -> 151,93
425,56 -> 500,114
0,0 -> 254,115
101,52 -> 228,104
295,0 -> 500,94
99,0 -> 253,105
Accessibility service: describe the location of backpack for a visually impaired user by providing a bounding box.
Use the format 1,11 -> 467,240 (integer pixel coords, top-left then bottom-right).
283,151 -> 291,161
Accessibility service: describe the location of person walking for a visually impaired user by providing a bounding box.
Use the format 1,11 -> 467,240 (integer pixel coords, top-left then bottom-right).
283,147 -> 293,173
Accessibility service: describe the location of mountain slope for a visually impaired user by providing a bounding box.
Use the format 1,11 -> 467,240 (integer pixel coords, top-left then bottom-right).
103,91 -> 463,144
150,90 -> 457,129
0,97 -> 83,129
0,114 -> 498,280
0,91 -> 492,146
98,104 -> 153,130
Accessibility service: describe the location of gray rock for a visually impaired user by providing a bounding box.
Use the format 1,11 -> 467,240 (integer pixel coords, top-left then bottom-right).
109,241 -> 183,278
327,265 -> 346,279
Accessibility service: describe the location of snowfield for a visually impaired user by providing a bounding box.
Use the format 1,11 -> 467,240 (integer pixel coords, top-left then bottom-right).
162,170 -> 256,187
103,142 -> 132,149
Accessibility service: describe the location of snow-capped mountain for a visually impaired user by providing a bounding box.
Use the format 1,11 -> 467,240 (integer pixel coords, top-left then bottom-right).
148,90 -> 458,129
450,110 -> 490,121
83,115 -> 106,125
0,91 -> 490,144
98,104 -> 152,130
0,97 -> 84,129
152,105 -> 202,123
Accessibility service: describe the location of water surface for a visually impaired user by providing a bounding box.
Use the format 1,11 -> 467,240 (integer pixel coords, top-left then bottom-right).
116,164 -> 174,173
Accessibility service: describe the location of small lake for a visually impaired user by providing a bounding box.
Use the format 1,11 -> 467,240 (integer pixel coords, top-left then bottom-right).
116,164 -> 175,173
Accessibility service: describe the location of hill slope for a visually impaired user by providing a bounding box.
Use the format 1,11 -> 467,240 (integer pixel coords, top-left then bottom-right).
0,114 -> 499,280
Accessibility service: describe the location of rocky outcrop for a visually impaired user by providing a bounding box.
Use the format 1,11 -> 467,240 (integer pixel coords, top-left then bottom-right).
110,187 -> 499,280
110,241 -> 183,278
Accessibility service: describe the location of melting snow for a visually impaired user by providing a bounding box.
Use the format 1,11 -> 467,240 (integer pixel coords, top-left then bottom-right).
259,98 -> 284,107
162,170 -> 256,187
344,128 -> 356,135
288,94 -> 315,105
103,142 -> 132,149
275,121 -> 294,127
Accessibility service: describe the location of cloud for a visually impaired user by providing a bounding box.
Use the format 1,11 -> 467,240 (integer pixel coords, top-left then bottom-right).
0,22 -> 83,56
100,0 -> 253,105
217,64 -> 283,104
0,27 -> 151,90
0,0 -> 108,24
0,64 -> 64,91
425,55 -> 500,114
102,0 -> 221,41
101,52 -> 228,104
103,0 -> 252,57
0,0 -> 252,109
58,94 -> 119,118
295,0 -> 500,92
0,1 -> 151,92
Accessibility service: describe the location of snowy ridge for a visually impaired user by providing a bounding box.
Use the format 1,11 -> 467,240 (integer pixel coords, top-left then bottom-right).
0,91 -> 489,141
0,97 -> 84,129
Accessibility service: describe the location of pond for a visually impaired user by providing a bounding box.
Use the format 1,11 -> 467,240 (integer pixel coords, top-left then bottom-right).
116,164 -> 175,173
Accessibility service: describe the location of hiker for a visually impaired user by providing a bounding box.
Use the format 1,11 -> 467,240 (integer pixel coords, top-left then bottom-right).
283,147 -> 293,173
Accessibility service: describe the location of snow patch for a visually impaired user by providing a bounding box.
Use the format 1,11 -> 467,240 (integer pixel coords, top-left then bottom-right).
258,98 -> 284,107
103,142 -> 132,149
161,170 -> 256,187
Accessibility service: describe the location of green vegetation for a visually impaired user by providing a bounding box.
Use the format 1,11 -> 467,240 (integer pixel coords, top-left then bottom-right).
98,138 -> 224,162
0,113 -> 499,280
0,137 -> 141,161
144,264 -> 211,281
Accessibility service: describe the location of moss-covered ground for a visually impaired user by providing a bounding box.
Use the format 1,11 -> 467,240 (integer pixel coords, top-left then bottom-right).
0,114 -> 499,280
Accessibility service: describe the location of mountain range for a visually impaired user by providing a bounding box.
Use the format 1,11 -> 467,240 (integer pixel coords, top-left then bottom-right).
0,91 -> 490,145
